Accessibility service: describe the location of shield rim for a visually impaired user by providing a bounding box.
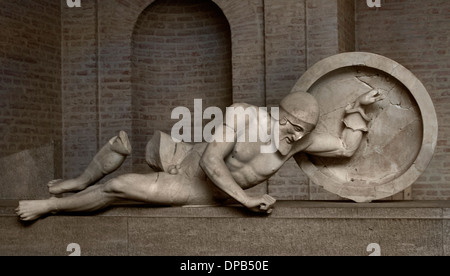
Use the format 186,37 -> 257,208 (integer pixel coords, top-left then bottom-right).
292,52 -> 438,203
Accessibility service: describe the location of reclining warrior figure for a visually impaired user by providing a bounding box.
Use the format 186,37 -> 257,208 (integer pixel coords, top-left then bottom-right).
16,90 -> 384,221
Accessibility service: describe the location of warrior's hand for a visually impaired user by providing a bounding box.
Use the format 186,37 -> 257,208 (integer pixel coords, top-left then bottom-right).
243,194 -> 277,214
356,89 -> 386,106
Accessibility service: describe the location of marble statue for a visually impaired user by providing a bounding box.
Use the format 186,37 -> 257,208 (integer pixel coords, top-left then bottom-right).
16,90 -> 383,221
16,52 -> 437,221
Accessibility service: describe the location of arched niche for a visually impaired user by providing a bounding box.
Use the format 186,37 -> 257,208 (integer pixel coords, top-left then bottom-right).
131,0 -> 232,172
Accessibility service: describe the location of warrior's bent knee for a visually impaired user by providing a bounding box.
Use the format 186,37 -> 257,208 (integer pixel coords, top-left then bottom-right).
104,177 -> 129,195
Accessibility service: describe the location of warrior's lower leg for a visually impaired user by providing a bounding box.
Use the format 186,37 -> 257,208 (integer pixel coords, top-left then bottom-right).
48,131 -> 132,195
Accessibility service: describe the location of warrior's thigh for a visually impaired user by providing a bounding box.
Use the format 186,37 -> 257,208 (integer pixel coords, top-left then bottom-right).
105,173 -> 193,206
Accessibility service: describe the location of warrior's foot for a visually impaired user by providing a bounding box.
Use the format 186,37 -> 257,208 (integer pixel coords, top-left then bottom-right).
48,179 -> 89,195
16,199 -> 57,221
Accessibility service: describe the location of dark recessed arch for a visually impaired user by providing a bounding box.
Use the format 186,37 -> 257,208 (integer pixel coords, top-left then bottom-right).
131,0 -> 232,172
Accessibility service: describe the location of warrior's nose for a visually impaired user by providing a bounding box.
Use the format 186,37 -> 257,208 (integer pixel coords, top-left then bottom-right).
292,134 -> 303,142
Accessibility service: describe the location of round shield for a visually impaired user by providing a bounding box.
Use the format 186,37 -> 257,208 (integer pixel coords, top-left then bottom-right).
292,52 -> 438,203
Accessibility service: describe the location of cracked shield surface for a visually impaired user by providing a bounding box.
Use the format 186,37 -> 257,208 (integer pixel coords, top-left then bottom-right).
292,53 -> 438,202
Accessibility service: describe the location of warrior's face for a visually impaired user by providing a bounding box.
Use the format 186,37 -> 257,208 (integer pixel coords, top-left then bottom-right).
278,109 -> 314,156
276,92 -> 319,156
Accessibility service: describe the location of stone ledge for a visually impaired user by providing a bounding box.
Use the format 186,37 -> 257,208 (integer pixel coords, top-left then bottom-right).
2,200 -> 450,219
1,200 -> 449,256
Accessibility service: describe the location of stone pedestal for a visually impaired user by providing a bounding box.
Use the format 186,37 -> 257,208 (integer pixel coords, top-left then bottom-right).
1,200 -> 449,256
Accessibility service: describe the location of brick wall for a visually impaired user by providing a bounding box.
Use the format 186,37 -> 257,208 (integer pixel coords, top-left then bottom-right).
62,0 -> 99,178
306,0 -> 339,68
214,0 -> 266,106
356,0 -> 450,200
0,0 -> 61,169
338,0 -> 355,52
131,0 -> 232,172
2,0 -> 448,201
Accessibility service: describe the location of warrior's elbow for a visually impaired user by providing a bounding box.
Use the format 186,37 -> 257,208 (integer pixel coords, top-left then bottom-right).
339,143 -> 360,157
338,139 -> 359,158
201,155 -> 227,180
341,149 -> 356,158
200,154 -> 217,174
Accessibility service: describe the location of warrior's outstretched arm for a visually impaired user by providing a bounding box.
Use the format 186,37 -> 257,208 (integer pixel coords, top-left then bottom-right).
200,124 -> 276,214
304,89 -> 385,158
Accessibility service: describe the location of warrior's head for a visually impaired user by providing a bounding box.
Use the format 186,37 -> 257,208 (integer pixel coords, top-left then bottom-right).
278,92 -> 320,156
